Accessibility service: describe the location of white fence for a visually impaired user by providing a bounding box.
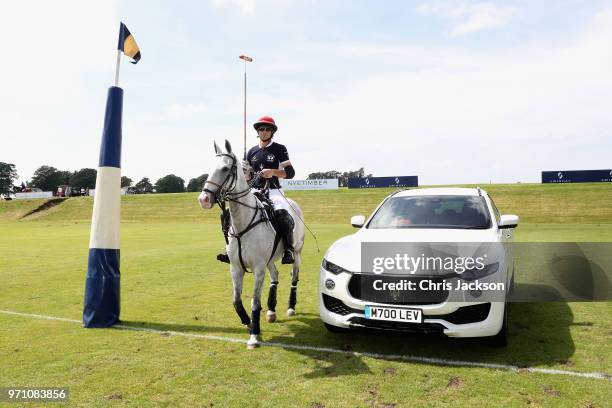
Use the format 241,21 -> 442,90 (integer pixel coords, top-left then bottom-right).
15,191 -> 54,200
88,187 -> 128,197
279,179 -> 338,191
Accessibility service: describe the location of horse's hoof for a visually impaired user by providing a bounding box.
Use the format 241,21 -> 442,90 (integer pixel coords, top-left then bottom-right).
246,335 -> 260,349
287,308 -> 295,317
266,311 -> 277,323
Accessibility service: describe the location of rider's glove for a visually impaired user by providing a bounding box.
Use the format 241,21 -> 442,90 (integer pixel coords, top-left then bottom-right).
241,160 -> 253,180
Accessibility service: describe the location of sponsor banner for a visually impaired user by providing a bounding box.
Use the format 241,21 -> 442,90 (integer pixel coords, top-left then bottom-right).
348,176 -> 418,189
280,179 -> 338,190
15,191 -> 53,200
542,169 -> 612,183
359,242 -> 612,302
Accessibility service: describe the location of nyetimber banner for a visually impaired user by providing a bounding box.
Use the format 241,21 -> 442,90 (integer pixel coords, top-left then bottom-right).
280,179 -> 339,190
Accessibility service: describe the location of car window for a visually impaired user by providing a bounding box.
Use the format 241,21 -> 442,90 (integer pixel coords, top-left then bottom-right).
367,195 -> 492,229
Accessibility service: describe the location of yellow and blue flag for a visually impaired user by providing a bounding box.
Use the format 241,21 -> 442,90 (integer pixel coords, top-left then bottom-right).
117,22 -> 141,64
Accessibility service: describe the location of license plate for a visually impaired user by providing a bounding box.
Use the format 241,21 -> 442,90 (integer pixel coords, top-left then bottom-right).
364,305 -> 422,323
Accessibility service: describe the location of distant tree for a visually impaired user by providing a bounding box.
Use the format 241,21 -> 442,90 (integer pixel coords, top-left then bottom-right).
30,165 -> 70,192
307,170 -> 341,180
121,176 -> 133,188
134,177 -> 154,194
57,171 -> 72,184
0,162 -> 18,194
70,168 -> 97,188
155,174 -> 185,193
307,168 -> 368,187
187,174 -> 208,192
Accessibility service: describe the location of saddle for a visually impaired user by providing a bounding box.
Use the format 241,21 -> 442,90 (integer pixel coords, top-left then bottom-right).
219,188 -> 283,273
253,190 -> 279,233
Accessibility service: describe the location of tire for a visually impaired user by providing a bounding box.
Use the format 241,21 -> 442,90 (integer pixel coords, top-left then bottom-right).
486,302 -> 508,347
324,323 -> 348,333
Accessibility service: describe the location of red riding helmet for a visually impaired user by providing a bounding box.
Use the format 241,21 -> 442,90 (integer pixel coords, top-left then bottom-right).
253,116 -> 278,133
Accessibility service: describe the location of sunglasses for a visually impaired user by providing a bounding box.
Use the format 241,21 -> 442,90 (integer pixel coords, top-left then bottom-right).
257,127 -> 273,132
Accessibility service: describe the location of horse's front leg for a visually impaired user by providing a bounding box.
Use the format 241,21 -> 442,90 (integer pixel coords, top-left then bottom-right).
266,262 -> 279,323
287,252 -> 301,317
247,266 -> 266,349
231,264 -> 251,329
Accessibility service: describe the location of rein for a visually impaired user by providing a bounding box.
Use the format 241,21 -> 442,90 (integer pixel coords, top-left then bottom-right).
203,153 -> 281,272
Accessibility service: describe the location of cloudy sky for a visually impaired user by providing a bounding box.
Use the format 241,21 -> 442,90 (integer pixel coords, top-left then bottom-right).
1,0 -> 611,185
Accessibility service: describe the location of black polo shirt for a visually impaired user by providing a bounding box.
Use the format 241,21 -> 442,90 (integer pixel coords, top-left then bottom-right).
247,141 -> 291,189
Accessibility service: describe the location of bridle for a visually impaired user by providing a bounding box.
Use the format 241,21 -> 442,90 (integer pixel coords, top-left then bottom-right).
203,153 -> 250,204
202,153 -> 280,272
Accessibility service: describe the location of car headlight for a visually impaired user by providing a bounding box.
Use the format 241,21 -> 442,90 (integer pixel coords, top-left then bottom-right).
321,258 -> 350,275
458,262 -> 499,281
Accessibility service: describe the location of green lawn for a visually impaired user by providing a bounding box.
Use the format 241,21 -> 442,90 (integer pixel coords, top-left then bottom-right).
0,184 -> 610,407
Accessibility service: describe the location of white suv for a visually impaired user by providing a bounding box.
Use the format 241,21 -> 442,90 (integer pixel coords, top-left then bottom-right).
319,188 -> 519,346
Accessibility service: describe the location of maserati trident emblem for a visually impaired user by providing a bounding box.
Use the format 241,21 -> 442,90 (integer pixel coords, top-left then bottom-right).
395,177 -> 399,184
365,178 -> 370,185
558,172 -> 563,179
391,289 -> 401,301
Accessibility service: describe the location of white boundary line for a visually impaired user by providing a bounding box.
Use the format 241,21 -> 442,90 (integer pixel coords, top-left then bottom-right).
1,309 -> 609,381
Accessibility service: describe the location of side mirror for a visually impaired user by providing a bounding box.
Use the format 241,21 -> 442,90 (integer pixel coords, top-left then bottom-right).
499,214 -> 519,229
351,215 -> 366,228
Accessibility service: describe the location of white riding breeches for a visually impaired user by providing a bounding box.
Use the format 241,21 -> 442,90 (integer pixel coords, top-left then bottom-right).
252,188 -> 290,212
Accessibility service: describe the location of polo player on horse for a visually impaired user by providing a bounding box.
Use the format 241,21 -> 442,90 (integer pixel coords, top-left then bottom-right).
217,115 -> 296,265
199,118 -> 305,348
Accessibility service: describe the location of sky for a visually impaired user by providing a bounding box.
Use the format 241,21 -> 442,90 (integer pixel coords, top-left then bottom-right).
1,0 -> 611,186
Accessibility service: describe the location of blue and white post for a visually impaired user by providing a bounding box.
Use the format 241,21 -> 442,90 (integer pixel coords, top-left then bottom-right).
83,86 -> 123,328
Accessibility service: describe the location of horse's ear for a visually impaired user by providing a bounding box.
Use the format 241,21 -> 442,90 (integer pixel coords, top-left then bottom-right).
214,141 -> 221,154
224,139 -> 232,154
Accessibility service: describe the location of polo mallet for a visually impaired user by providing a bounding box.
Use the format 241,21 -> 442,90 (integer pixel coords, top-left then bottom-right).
239,55 -> 253,160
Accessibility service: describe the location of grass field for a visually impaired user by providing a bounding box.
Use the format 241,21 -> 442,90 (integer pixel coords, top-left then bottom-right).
0,184 -> 610,407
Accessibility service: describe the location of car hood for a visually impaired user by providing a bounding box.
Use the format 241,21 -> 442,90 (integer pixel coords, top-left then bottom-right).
324,228 -> 500,273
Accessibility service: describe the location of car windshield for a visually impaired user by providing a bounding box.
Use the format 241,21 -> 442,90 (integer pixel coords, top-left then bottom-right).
367,195 -> 492,229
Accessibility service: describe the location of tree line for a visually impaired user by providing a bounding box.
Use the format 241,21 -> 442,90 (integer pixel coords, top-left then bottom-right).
2,161 -> 372,195
307,167 -> 372,187
0,162 -> 209,195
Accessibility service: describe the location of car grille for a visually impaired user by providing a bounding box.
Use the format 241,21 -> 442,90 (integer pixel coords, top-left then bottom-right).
348,317 -> 445,334
322,294 -> 363,316
323,293 -> 490,329
347,274 -> 449,305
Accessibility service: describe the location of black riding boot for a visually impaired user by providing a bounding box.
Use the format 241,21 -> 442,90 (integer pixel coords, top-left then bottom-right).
216,251 -> 230,264
217,208 -> 231,264
275,209 -> 295,264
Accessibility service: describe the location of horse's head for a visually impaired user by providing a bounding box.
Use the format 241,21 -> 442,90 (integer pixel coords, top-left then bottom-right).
198,140 -> 239,209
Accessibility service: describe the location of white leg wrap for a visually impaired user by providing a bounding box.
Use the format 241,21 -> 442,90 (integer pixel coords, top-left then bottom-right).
247,334 -> 260,349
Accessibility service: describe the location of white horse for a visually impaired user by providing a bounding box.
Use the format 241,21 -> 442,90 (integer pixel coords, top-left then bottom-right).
198,140 -> 305,348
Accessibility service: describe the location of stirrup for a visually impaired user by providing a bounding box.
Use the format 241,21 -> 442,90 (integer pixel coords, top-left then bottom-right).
217,253 -> 230,264
281,249 -> 295,264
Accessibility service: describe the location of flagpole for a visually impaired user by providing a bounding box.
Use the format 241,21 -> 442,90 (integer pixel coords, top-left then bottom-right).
114,50 -> 121,87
